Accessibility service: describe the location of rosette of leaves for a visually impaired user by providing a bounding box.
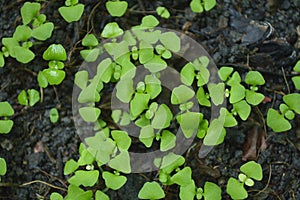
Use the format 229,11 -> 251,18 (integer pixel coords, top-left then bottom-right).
180,181 -> 221,200
0,102 -> 14,134
17,89 -> 40,107
267,93 -> 300,132
226,161 -> 263,199
80,34 -> 102,62
58,0 -> 85,23
38,44 -> 67,87
190,0 -> 216,13
106,0 -> 128,17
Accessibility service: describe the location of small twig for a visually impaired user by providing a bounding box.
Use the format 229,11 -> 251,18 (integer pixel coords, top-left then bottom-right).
281,67 -> 290,94
21,180 -> 67,192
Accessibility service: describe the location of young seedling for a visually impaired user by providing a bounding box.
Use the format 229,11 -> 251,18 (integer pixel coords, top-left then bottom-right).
291,60 -> 300,90
17,89 -> 40,107
49,108 -> 59,123
180,181 -> 222,200
226,161 -> 263,199
190,0 -> 216,13
80,34 -> 101,62
156,6 -> 170,19
106,0 -> 128,17
138,181 -> 165,200
0,101 -> 14,134
58,0 -> 85,23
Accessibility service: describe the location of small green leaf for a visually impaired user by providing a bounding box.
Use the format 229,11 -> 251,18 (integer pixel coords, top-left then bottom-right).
95,191 -> 109,200
0,53 -> 4,67
204,108 -> 226,145
229,84 -> 245,104
180,63 -> 195,86
101,22 -> 124,38
28,89 -> 40,107
160,130 -> 176,151
218,66 -> 233,81
37,71 -> 48,88
31,22 -> 54,41
283,93 -> 300,114
179,181 -> 196,200
139,125 -> 155,147
65,185 -> 93,200
2,38 -> 19,58
138,181 -> 165,199
227,71 -> 242,86
0,120 -> 14,134
14,46 -> 35,64
50,108 -> 59,123
108,151 -> 131,173
74,70 -> 88,89
177,112 -> 202,138
116,78 -> 134,103
233,100 -> 251,121
0,158 -> 7,175
79,107 -> 101,122
50,192 -> 63,200
43,44 -> 67,61
245,90 -> 264,106
267,108 -> 291,132
58,4 -> 84,23
68,170 -> 99,187
208,83 -> 225,105
130,93 -> 150,118
97,58 -> 113,83
111,130 -> 131,151
292,76 -> 300,90
42,69 -> 66,85
21,2 -> 41,25
159,153 -> 185,173
196,87 -> 211,107
171,85 -> 195,104
190,0 -> 203,13
203,182 -> 222,200
285,110 -> 295,120
245,178 -> 254,187
64,159 -> 79,175
0,101 -> 14,116
245,71 -> 265,86
102,171 -> 127,190
82,34 -> 99,47
151,104 -> 173,129
139,41 -> 154,64
226,178 -> 248,199
224,109 -> 237,127
160,32 -> 180,52
18,90 -> 28,106
204,0 -> 216,11
13,25 -> 32,41
145,75 -> 161,99
140,15 -> 159,28
170,167 -> 192,186
156,6 -> 170,18
240,161 -> 263,181
106,1 -> 128,17
144,55 -> 167,73
293,60 -> 300,72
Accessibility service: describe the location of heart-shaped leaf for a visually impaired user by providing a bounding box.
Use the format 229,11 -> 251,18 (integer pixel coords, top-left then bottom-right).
106,1 -> 128,17
138,182 -> 165,199
58,4 -> 84,23
102,171 -> 127,190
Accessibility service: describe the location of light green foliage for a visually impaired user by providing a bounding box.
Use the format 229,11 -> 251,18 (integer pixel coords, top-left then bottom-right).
0,101 -> 14,134
292,60 -> 300,90
50,192 -> 63,200
17,89 -> 40,107
190,0 -> 216,13
80,34 -> 101,62
79,107 -> 101,122
102,171 -> 127,190
106,0 -> 128,17
156,6 -> 170,19
0,158 -> 7,176
49,108 -> 59,123
101,22 -> 124,38
59,0 -> 84,23
68,170 -> 99,187
138,181 -> 165,199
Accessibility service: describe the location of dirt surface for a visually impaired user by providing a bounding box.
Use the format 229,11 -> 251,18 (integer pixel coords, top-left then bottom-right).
0,0 -> 300,199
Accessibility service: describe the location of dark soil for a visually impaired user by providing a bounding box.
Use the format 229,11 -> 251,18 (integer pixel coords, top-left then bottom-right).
1,0 -> 300,199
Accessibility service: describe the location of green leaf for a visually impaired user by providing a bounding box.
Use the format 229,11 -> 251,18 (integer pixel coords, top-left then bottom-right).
42,69 -> 66,85
0,53 -> 4,67
138,181 -> 165,199
139,125 -> 155,147
95,191 -> 109,200
0,120 -> 14,134
144,55 -> 167,73
203,182 -> 222,200
0,101 -> 14,116
18,90 -> 28,106
130,93 -> 150,118
50,108 -> 59,123
145,75 -> 161,99
108,151 -> 131,173
82,34 -> 98,47
196,67 -> 210,87
229,84 -> 245,104
58,4 -> 84,23
102,171 -> 127,190
190,0 -> 203,13
111,130 -> 131,151
13,25 -> 32,41
159,153 -> 185,173
170,167 -> 192,186
179,181 -> 196,200
27,89 -> 40,107
140,15 -> 159,28
106,1 -> 128,17
293,60 -> 300,72
79,107 -> 100,122
204,0 -> 216,11
292,76 -> 300,90
224,109 -> 237,127
218,67 -> 233,81
2,38 -> 19,58
226,178 -> 248,199
267,108 -> 291,132
97,58 -> 113,83
101,22 -> 124,38
177,112 -> 202,138
245,71 -> 265,86
160,32 -> 180,52
64,159 -> 79,175
31,22 -> 54,41
43,44 -> 67,61
65,185 -> 93,200
116,78 -> 134,103
0,158 -> 7,175
156,6 -> 170,18
204,108 -> 226,145
78,77 -> 101,103
37,71 -> 48,88
50,192 -> 63,200
283,93 -> 300,114
21,2 -> 41,25
244,178 -> 254,187
180,63 -> 195,86
285,110 -> 295,120
245,90 -> 264,106
233,100 -> 251,121
227,71 -> 242,86
139,41 -> 154,64
196,87 -> 211,107
14,46 -> 35,64
208,83 -> 225,105
74,70 -> 88,89
240,161 -> 263,181
151,104 -> 173,129
80,48 -> 101,62
171,85 -> 195,104
160,130 -> 176,152
68,170 -> 99,187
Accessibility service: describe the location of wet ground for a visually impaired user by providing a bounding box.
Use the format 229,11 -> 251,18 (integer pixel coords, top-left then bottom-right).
0,0 -> 300,199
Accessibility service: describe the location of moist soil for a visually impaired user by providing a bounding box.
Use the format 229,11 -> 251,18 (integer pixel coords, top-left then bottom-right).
0,0 -> 300,199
